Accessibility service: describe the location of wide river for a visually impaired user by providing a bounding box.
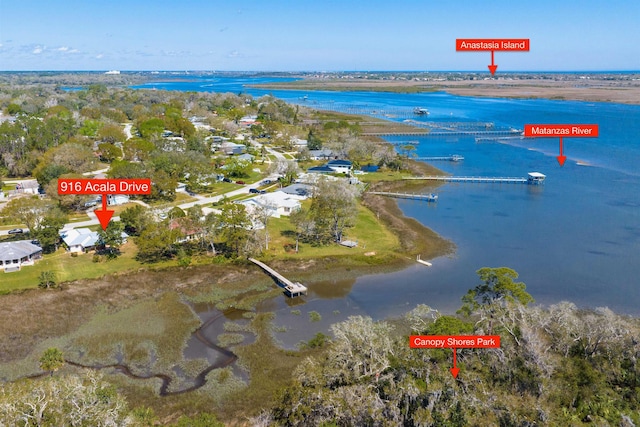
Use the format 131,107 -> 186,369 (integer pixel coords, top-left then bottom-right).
135,75 -> 640,346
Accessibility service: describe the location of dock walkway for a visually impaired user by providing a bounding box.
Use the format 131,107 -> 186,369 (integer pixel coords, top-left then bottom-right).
368,191 -> 438,201
403,176 -> 528,184
415,155 -> 464,162
248,258 -> 307,297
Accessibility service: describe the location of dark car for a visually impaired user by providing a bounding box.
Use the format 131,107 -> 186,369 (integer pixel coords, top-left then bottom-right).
249,188 -> 260,194
8,228 -> 24,234
222,177 -> 232,183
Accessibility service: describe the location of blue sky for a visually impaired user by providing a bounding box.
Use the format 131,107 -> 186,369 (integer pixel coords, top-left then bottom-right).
1,0 -> 638,71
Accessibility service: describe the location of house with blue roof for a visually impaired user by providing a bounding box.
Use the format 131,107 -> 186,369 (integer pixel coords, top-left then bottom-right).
327,159 -> 352,174
308,159 -> 353,175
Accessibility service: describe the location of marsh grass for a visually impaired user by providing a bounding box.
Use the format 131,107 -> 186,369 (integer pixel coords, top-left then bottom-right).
177,358 -> 211,378
223,321 -> 249,333
199,367 -> 247,404
217,333 -> 245,347
222,312 -> 324,420
309,311 -> 322,322
67,292 -> 200,372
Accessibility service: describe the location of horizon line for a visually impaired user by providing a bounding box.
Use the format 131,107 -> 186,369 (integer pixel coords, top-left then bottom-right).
1,69 -> 640,74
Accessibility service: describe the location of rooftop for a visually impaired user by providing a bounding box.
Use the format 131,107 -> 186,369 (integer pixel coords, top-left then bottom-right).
0,240 -> 42,261
327,159 -> 352,166
60,228 -> 100,248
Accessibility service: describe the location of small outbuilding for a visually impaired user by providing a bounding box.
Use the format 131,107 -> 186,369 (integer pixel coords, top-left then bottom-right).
527,172 -> 546,185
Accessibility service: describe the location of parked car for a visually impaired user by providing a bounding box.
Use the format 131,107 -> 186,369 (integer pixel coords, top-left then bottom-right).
8,228 -> 23,234
249,188 -> 260,194
236,180 -> 245,185
222,177 -> 232,183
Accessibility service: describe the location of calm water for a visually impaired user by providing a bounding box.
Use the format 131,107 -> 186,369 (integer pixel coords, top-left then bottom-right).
134,76 -> 640,333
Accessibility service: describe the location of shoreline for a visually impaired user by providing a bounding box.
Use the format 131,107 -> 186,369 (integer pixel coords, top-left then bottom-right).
0,160 -> 454,366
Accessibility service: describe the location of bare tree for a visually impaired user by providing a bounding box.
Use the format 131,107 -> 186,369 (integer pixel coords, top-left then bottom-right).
252,201 -> 276,250
310,177 -> 361,243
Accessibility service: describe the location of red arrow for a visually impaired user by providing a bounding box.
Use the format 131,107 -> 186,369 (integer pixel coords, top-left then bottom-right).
488,50 -> 498,75
94,194 -> 114,230
450,348 -> 460,378
557,137 -> 567,167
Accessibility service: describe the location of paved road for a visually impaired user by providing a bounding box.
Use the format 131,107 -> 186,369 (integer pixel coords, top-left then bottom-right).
0,139 -> 288,235
1,173 -> 280,235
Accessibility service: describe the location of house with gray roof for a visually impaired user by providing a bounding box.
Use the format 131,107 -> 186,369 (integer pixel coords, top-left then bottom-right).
0,240 -> 42,272
280,183 -> 313,198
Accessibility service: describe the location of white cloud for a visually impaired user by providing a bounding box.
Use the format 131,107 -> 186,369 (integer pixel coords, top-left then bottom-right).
96,53 -> 104,59
227,50 -> 240,58
57,46 -> 69,52
32,46 -> 44,54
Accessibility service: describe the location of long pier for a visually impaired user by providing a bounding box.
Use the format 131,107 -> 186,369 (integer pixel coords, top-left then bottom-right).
363,132 -> 429,137
403,176 -> 529,184
416,155 -> 464,162
365,129 -> 521,138
475,136 -> 524,143
387,140 -> 420,145
248,258 -> 308,297
368,191 -> 438,202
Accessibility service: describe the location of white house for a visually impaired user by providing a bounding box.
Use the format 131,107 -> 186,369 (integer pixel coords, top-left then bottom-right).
0,240 -> 42,272
239,191 -> 303,218
12,180 -> 39,195
60,228 -> 100,253
327,159 -> 353,174
220,141 -> 246,155
106,195 -> 130,206
309,149 -> 334,160
291,138 -> 308,150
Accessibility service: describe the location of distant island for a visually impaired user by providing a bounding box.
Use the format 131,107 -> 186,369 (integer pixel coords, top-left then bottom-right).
249,71 -> 640,105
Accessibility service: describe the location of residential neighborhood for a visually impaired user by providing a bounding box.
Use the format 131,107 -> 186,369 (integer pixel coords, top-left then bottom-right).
0,86 -> 391,276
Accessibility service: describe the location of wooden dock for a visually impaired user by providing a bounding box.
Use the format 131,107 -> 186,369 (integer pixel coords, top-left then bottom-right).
424,130 -> 522,137
368,191 -> 438,201
363,132 -> 429,137
387,140 -> 420,145
415,155 -> 464,162
403,176 -> 528,184
248,258 -> 307,297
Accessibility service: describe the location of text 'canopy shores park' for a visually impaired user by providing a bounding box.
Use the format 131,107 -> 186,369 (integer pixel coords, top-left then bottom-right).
1,0 -> 640,425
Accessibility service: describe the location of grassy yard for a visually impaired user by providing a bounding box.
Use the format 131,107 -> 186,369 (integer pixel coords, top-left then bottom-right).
262,203 -> 400,260
0,241 -> 166,293
356,168 -> 413,183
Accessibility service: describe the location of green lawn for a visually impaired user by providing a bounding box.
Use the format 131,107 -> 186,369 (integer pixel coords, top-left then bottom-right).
355,168 -> 413,183
262,203 -> 400,260
0,242 -> 163,293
